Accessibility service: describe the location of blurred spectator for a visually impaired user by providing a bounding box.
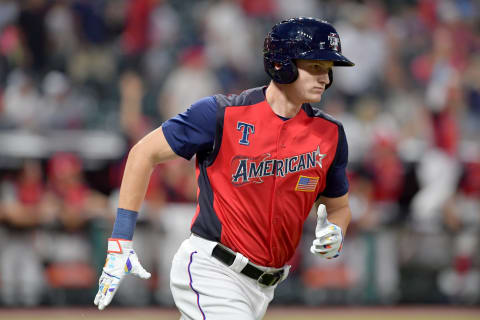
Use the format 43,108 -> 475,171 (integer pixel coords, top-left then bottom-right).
364,131 -> 405,223
410,20 -> 464,234
334,3 -> 387,101
0,159 -> 46,306
44,0 -> 77,71
65,1 -> 116,90
17,0 -> 49,72
35,152 -> 109,304
158,46 -> 220,120
67,45 -> 116,88
0,1 -> 20,79
2,69 -> 41,129
38,71 -> 97,130
71,0 -> 108,45
45,152 -> 107,227
0,0 -> 18,31
118,69 -> 153,142
438,158 -> 480,304
358,132 -> 405,303
411,148 -> 461,233
142,0 -> 180,84
160,158 -> 197,204
122,0 -> 153,56
461,54 -> 480,140
0,24 -> 25,83
148,0 -> 180,51
240,0 -> 275,18
201,0 -> 257,90
273,0 -> 319,20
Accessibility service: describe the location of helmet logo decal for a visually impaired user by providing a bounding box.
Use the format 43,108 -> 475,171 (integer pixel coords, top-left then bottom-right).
297,30 -> 312,41
328,33 -> 340,52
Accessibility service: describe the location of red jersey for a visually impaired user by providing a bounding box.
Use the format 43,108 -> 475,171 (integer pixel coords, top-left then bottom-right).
162,87 -> 348,267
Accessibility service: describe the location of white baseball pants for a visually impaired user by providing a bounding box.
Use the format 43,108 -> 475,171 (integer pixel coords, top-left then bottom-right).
170,234 -> 287,320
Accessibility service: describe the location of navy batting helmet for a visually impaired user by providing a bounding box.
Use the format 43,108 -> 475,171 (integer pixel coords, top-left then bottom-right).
263,17 -> 354,86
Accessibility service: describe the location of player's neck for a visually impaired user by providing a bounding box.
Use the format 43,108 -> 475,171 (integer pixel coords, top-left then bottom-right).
265,82 -> 303,118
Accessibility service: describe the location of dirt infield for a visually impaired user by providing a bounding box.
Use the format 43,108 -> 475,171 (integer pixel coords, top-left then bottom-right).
0,306 -> 478,320
267,306 -> 480,320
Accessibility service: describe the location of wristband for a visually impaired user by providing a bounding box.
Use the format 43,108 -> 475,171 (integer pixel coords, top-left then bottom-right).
111,208 -> 138,240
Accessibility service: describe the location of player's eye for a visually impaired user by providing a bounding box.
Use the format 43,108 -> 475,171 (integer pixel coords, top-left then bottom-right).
311,64 -> 329,72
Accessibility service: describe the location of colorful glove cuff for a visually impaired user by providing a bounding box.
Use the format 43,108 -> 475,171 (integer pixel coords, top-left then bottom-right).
107,238 -> 133,253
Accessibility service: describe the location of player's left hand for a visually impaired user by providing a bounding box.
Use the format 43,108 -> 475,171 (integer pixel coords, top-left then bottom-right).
310,204 -> 343,259
94,238 -> 151,310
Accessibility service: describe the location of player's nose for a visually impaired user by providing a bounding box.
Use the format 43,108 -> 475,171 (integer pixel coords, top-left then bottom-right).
317,72 -> 330,87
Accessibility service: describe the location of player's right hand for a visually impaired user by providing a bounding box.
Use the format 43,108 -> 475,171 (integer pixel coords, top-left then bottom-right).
94,238 -> 151,310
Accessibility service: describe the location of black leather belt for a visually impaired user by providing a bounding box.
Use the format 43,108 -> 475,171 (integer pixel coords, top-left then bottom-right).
212,244 -> 283,286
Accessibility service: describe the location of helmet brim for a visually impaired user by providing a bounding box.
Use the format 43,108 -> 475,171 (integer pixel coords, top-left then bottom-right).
299,50 -> 355,66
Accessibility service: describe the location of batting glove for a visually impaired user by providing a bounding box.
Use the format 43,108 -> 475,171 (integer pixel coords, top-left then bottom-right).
310,204 -> 344,259
94,238 -> 151,310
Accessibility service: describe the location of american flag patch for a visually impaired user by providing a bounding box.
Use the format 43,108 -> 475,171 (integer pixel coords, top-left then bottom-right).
295,176 -> 319,192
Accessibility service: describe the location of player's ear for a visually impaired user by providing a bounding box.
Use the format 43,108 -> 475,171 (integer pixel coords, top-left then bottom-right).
274,63 -> 282,70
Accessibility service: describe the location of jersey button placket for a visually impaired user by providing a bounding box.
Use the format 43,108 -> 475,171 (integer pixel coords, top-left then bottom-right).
271,123 -> 287,263
280,124 -> 287,149
278,124 -> 287,152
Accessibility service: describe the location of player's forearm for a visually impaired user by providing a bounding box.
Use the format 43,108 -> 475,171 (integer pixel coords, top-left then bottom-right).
117,127 -> 179,211
326,205 -> 351,236
117,143 -> 156,211
318,194 -> 352,236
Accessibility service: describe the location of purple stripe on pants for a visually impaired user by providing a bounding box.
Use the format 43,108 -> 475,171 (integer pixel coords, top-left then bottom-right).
188,251 -> 206,320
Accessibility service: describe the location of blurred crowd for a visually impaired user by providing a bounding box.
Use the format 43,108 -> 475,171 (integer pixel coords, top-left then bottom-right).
0,0 -> 479,308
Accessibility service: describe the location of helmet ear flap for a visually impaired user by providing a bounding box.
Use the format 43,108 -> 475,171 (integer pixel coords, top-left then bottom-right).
282,60 -> 298,84
264,57 -> 298,84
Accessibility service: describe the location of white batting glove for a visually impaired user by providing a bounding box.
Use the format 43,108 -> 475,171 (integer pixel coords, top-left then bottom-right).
310,204 -> 343,259
94,238 -> 151,310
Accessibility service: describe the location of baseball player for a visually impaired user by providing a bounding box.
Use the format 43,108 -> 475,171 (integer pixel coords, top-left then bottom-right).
94,17 -> 354,319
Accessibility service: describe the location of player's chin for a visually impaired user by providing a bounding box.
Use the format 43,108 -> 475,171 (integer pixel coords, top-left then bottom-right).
305,92 -> 323,103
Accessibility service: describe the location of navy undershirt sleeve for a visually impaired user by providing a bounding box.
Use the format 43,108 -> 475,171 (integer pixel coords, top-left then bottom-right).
321,125 -> 349,197
161,96 -> 218,160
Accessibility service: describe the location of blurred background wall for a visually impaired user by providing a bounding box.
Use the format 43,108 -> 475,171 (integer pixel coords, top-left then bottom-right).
0,0 -> 479,308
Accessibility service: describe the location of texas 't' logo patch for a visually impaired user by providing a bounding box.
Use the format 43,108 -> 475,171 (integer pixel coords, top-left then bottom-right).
237,121 -> 255,145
